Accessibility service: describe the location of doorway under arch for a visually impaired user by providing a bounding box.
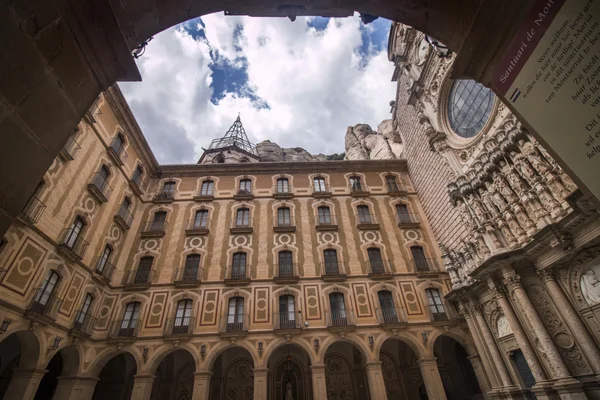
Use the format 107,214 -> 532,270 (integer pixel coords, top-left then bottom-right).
92,352 -> 137,399
324,341 -> 370,399
379,338 -> 425,400
267,343 -> 313,400
433,335 -> 482,400
209,346 -> 254,400
149,349 -> 196,400
0,330 -> 41,399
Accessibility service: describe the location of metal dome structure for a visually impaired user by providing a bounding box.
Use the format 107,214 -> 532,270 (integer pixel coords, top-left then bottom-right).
207,116 -> 257,155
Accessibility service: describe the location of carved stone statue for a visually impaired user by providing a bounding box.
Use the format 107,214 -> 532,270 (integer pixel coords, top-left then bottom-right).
503,159 -> 530,195
285,381 -> 294,400
513,153 -> 539,183
457,198 -> 477,229
467,194 -> 489,224
520,140 -> 552,175
497,315 -> 512,337
493,173 -> 518,203
479,188 -> 500,217
581,268 -> 600,305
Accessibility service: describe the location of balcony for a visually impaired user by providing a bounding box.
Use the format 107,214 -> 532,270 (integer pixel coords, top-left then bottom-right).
87,173 -> 113,203
274,215 -> 296,233
273,311 -> 303,333
129,172 -> 148,196
141,220 -> 167,238
107,319 -> 141,340
326,309 -> 356,332
153,189 -> 175,203
386,182 -> 407,196
320,262 -> 347,281
273,263 -> 299,283
71,311 -> 96,337
311,185 -> 332,198
59,136 -> 81,161
107,139 -> 128,166
396,213 -> 420,228
430,311 -> 449,322
26,289 -> 63,322
410,258 -> 437,274
21,195 -> 46,224
376,307 -> 407,328
114,204 -> 134,230
123,268 -> 154,289
193,189 -> 215,202
164,317 -> 195,338
185,218 -> 210,236
273,185 -> 294,199
230,217 -> 253,234
174,267 -> 203,287
233,188 -> 254,201
315,215 -> 338,231
219,314 -> 249,337
224,266 -> 251,286
94,257 -> 115,282
349,183 -> 370,197
356,214 -> 380,230
366,260 -> 393,280
58,228 -> 89,260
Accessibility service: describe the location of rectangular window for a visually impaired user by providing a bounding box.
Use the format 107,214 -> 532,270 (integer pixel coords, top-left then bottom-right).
121,302 -> 141,331
227,297 -> 245,331
239,179 -> 252,193
97,245 -> 112,273
323,250 -> 339,275
357,205 -> 371,224
277,178 -> 289,193
313,177 -> 326,192
277,208 -> 291,226
318,207 -> 331,224
232,253 -> 247,279
425,289 -> 446,320
135,257 -> 153,283
236,209 -> 250,227
194,210 -> 209,229
66,217 -> 85,248
368,248 -> 384,273
386,176 -> 399,191
350,176 -> 362,191
279,295 -> 295,328
201,181 -> 214,196
329,293 -> 347,325
378,291 -> 398,323
411,247 -> 429,271
163,181 -> 176,194
175,300 -> 193,329
396,204 -> 411,223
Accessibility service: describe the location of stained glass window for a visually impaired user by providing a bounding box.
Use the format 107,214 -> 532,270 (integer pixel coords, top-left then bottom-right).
448,80 -> 494,138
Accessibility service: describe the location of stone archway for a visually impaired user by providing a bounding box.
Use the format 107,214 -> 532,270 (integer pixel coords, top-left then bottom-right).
92,352 -> 137,399
379,338 -> 424,400
433,335 -> 482,400
149,349 -> 196,400
0,330 -> 41,400
209,346 -> 254,400
34,345 -> 80,400
267,343 -> 313,400
324,341 -> 370,400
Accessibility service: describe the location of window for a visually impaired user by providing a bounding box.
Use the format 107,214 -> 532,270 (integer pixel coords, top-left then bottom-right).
232,252 -> 247,279
425,288 -> 446,320
378,291 -> 398,323
277,207 -> 291,226
132,166 -> 144,184
279,295 -> 296,329
162,181 -> 176,194
113,133 -> 126,153
386,175 -> 399,191
122,197 -> 132,210
174,299 -> 193,331
120,302 -> 141,335
97,245 -> 112,273
448,79 -> 495,138
201,180 -> 214,196
92,165 -> 110,191
323,249 -> 339,275
236,208 -> 250,227
313,177 -> 327,192
183,254 -> 201,281
194,210 -> 209,229
135,256 -> 153,283
239,179 -> 252,194
65,217 -> 85,248
34,270 -> 60,307
317,206 -> 332,224
76,293 -> 94,325
368,248 -> 384,274
227,297 -> 245,331
277,178 -> 289,193
329,293 -> 347,325
396,204 -> 411,223
350,176 -> 362,191
411,246 -> 429,271
151,211 -> 167,231
357,205 -> 371,224
278,251 -> 293,277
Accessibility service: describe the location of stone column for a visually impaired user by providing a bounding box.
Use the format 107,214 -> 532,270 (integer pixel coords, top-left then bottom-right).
130,375 -> 156,400
310,364 -> 328,400
364,361 -> 388,400
540,268 -> 600,374
417,358 -> 447,400
466,355 -> 492,396
462,304 -> 500,391
52,376 -> 99,400
192,371 -> 212,400
253,368 -> 268,400
4,368 -> 47,400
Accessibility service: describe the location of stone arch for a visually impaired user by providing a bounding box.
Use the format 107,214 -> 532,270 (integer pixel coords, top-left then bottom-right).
90,349 -> 139,400
87,348 -> 142,378
374,334 -> 426,361
0,329 -> 41,370
202,342 -> 259,371
266,341 -> 314,400
318,335 -> 372,364
564,245 -> 600,310
35,344 -> 82,399
260,339 -> 316,369
427,329 -> 477,357
143,344 -> 200,375
432,334 -> 483,398
377,336 -> 427,399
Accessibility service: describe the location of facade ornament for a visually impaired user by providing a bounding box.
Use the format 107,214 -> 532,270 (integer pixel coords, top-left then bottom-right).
504,275 -> 523,290
537,268 -> 556,283
493,172 -> 518,204
520,140 -> 552,175
466,194 -> 488,225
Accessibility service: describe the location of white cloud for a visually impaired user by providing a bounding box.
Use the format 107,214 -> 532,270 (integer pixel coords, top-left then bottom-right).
119,13 -> 395,164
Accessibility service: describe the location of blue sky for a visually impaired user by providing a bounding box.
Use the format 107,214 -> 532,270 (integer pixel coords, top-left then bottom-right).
120,13 -> 395,164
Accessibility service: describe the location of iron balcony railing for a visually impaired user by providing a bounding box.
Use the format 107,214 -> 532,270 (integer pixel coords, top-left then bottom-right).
123,268 -> 154,285
59,228 -> 89,258
366,260 -> 393,275
164,317 -> 195,336
94,257 -> 115,281
130,171 -> 149,192
154,188 -> 176,201
235,188 -> 253,197
225,266 -> 250,281
108,138 -> 128,164
219,314 -> 249,333
231,217 -> 253,229
356,213 -> 378,225
108,319 -> 141,338
22,195 -> 46,223
274,311 -> 303,330
273,184 -> 293,196
376,307 -> 407,325
315,214 -> 338,227
28,288 -> 63,320
410,258 -> 436,272
72,311 -> 97,335
187,218 -> 210,231
274,263 -> 298,279
349,183 -> 369,193
141,220 -> 168,234
321,261 -> 347,276
116,205 -> 134,228
89,172 -> 113,200
310,184 -> 331,195
198,186 -> 214,197
62,136 -> 81,159
430,311 -> 449,322
326,309 -> 355,327
396,213 -> 420,225
174,266 -> 203,283
386,181 -> 401,192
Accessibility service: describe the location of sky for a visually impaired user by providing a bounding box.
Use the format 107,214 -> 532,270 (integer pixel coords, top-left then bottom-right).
119,13 -> 395,164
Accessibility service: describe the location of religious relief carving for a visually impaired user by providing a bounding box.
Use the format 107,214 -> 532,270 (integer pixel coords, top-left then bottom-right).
581,264 -> 600,306
497,315 -> 512,338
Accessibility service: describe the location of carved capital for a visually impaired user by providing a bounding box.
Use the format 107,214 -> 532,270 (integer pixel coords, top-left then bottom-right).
537,267 -> 556,283
504,275 -> 523,290
469,304 -> 482,316
491,284 -> 508,298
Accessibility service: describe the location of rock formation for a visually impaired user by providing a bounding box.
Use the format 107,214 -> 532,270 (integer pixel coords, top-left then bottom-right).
256,141 -> 328,162
345,120 -> 403,160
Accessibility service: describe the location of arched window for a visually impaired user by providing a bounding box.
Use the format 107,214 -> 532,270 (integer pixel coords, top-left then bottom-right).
357,205 -> 371,224
276,178 -> 289,193
323,249 -> 339,275
448,79 -> 495,138
33,270 -> 60,309
174,299 -> 193,332
236,208 -> 250,227
425,288 -> 447,320
65,216 -> 85,249
151,211 -> 167,231
75,293 -> 94,325
349,176 -> 362,191
410,246 -> 429,271
193,209 -> 209,229
135,256 -> 153,284
367,247 -> 384,274
97,244 -> 113,273
239,179 -> 252,194
279,295 -> 296,329
329,293 -> 347,326
277,207 -> 291,226
183,254 -> 201,281
201,180 -> 214,196
386,175 -> 399,191
313,177 -> 327,192
227,297 -> 245,332
231,252 -> 247,279
278,251 -> 293,277
120,302 -> 141,336
377,290 -> 398,323
317,206 -> 332,224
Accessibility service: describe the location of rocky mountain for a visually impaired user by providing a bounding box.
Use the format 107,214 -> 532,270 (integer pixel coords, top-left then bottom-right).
256,141 -> 328,162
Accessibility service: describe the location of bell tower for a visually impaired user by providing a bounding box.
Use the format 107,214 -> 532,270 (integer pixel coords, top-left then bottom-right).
197,116 -> 260,164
